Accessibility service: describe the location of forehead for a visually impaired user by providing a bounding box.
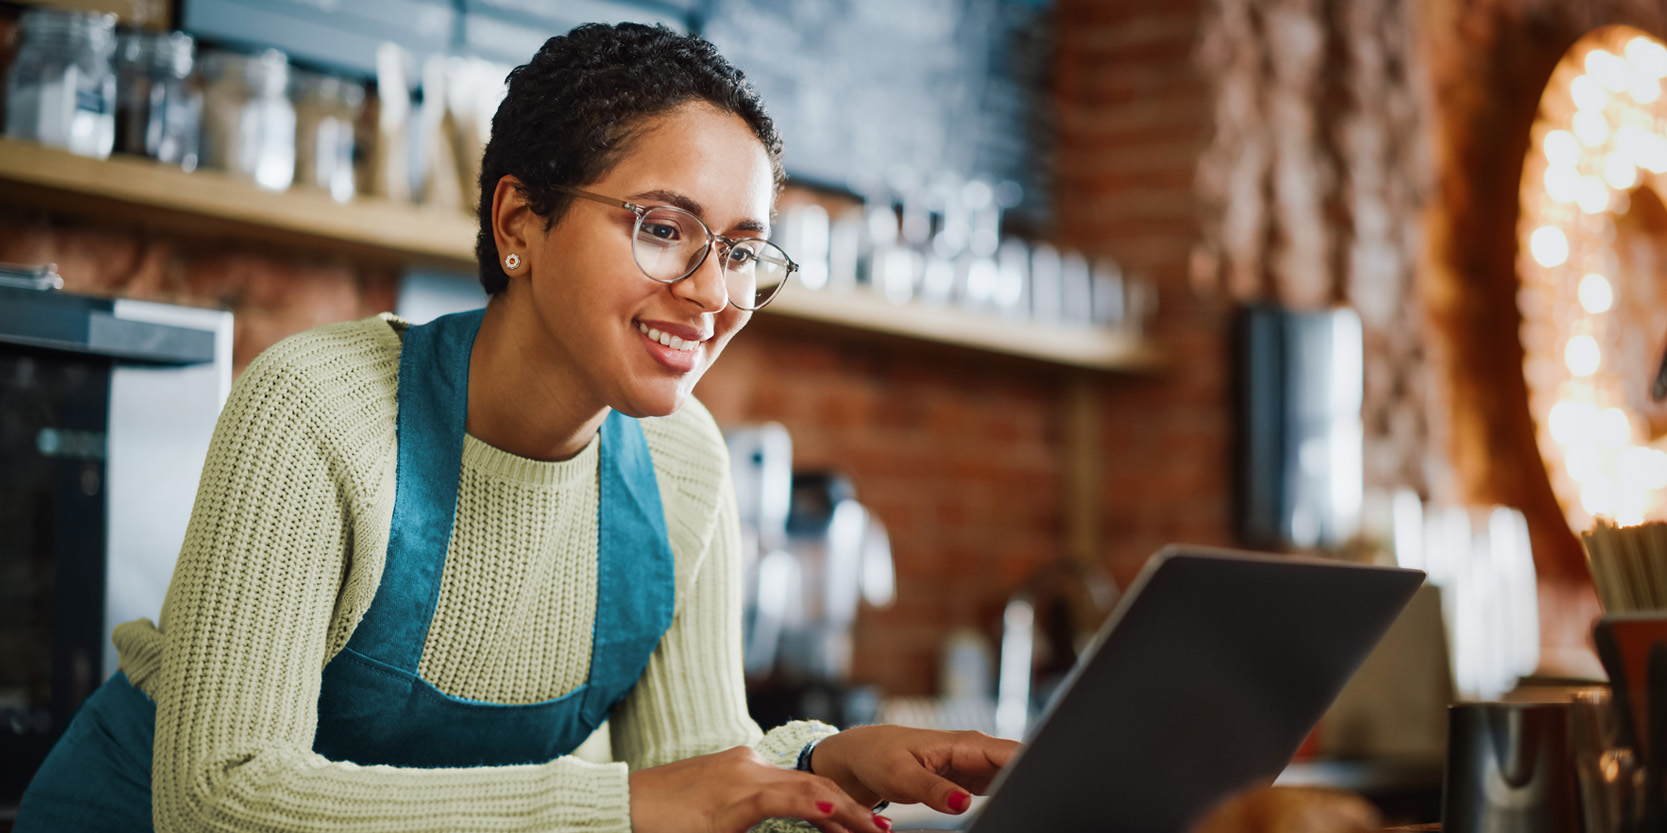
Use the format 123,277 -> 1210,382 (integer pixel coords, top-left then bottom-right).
598,103 -> 775,229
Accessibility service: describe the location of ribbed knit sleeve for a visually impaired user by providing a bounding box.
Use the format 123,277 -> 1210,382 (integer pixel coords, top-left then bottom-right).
129,319 -> 634,833
616,407 -> 836,771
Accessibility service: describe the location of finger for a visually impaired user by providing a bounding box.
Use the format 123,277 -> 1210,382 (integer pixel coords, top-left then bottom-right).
948,731 -> 1022,774
892,764 -> 973,815
713,773 -> 883,833
806,777 -> 889,833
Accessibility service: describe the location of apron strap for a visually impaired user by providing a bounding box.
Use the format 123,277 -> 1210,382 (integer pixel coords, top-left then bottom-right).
346,309 -> 483,671
581,411 -> 677,724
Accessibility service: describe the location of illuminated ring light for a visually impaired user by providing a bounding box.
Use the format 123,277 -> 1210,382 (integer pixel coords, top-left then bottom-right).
1518,26 -> 1667,530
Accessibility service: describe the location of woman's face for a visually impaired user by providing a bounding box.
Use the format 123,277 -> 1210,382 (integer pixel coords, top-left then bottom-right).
523,102 -> 775,418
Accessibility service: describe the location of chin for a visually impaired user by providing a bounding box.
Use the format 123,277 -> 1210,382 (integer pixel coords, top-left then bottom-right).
613,386 -> 689,420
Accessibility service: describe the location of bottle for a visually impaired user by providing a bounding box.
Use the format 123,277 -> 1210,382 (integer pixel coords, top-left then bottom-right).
199,48 -> 295,191
4,9 -> 117,159
113,30 -> 200,170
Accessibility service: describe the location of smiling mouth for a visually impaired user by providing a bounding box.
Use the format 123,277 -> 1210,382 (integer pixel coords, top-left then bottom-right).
637,321 -> 702,352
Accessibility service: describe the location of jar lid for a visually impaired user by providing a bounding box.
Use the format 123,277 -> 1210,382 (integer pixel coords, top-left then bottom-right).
18,8 -> 117,55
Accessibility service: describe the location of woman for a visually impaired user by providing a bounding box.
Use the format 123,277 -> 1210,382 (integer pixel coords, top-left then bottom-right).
16,21 -> 1017,833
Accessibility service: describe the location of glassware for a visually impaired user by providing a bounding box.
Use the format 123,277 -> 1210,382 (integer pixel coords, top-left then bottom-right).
113,30 -> 200,170
292,69 -> 363,203
199,48 -> 295,191
1441,701 -> 1581,833
3,8 -> 117,159
1570,686 -> 1647,833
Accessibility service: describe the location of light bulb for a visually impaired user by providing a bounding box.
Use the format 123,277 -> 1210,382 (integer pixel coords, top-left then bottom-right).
1626,37 -> 1667,80
1632,75 -> 1662,103
1568,444 -> 1602,484
1544,130 -> 1581,165
1566,334 -> 1601,376
1617,125 -> 1650,162
1587,49 -> 1632,92
1643,134 -> 1667,174
1574,111 -> 1611,147
1579,273 -> 1614,313
1550,399 -> 1599,445
1605,153 -> 1639,189
1578,175 -> 1611,213
1545,166 -> 1579,202
1572,75 -> 1609,110
1600,407 -> 1634,446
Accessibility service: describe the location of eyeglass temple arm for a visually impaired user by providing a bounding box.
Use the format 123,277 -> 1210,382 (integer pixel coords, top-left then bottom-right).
553,185 -> 645,213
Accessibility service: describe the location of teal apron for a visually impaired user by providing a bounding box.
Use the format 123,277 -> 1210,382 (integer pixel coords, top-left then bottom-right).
17,309 -> 677,828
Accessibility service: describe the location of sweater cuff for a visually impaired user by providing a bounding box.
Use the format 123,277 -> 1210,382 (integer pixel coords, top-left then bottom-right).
754,719 -> 838,770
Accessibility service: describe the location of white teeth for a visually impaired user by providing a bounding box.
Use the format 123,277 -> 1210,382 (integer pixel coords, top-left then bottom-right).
637,322 -> 699,351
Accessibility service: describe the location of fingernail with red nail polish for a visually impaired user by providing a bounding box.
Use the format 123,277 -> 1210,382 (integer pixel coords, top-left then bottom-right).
873,814 -> 892,831
948,792 -> 970,813
816,801 -> 834,814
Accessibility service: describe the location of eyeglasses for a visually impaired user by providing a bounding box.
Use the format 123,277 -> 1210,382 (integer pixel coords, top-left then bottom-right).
552,185 -> 797,311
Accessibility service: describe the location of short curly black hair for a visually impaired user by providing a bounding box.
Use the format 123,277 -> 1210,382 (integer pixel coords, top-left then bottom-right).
474,23 -> 785,295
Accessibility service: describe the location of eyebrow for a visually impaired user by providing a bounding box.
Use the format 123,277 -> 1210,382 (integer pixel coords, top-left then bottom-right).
627,189 -> 769,234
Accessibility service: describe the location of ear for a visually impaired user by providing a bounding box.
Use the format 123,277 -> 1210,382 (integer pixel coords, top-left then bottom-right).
491,175 -> 539,274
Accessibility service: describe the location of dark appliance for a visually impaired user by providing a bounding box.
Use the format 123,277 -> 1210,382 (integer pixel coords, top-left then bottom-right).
0,276 -> 231,808
1235,304 -> 1364,552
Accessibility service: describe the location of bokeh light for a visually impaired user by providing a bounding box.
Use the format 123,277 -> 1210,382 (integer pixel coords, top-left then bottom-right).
1579,273 -> 1614,313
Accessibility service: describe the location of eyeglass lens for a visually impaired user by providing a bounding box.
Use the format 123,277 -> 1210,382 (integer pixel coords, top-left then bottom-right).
632,206 -> 791,310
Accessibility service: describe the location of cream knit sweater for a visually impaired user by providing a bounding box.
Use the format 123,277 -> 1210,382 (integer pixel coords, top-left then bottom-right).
111,314 -> 830,833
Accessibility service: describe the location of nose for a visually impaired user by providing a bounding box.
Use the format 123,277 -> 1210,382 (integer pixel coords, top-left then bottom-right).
673,240 -> 731,313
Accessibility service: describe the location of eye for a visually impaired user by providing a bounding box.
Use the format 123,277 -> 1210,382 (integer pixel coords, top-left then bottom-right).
726,247 -> 758,267
640,221 -> 681,242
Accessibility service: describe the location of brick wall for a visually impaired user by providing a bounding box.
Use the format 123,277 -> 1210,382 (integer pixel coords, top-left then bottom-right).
1052,0 -> 1234,587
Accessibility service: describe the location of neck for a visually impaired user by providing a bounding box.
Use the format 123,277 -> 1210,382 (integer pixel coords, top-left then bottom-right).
466,294 -> 608,462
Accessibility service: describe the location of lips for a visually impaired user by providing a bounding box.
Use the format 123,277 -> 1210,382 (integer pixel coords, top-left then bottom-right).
634,319 -> 713,372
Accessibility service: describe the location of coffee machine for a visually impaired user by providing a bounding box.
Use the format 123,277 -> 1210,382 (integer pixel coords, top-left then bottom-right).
0,270 -> 232,806
723,424 -> 894,728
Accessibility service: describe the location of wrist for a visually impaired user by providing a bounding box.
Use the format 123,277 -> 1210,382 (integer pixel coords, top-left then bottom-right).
803,729 -> 883,809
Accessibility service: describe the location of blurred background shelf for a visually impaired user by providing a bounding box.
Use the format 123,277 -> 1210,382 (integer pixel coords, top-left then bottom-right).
0,139 -> 1164,373
764,288 -> 1165,372
0,138 -> 477,268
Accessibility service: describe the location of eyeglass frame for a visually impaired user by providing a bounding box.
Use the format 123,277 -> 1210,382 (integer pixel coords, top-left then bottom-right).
549,184 -> 798,311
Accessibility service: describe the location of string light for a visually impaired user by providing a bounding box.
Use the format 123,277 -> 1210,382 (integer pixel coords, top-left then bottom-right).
1565,335 -> 1601,376
1544,130 -> 1581,165
1578,175 -> 1612,213
1605,153 -> 1639,189
1531,226 -> 1570,265
1521,28 -> 1667,529
1579,273 -> 1614,312
1574,110 -> 1612,146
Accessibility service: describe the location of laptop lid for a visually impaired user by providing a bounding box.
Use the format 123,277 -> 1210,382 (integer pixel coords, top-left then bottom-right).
962,545 -> 1425,833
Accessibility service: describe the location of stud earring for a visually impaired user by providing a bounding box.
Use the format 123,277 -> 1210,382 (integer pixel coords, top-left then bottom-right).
504,253 -> 521,270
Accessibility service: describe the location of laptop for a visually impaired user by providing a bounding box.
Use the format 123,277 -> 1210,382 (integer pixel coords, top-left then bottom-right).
907,545 -> 1424,833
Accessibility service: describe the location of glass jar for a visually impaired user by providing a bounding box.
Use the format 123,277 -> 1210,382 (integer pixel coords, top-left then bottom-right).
292,69 -> 364,202
199,48 -> 295,191
114,30 -> 200,170
3,9 -> 117,159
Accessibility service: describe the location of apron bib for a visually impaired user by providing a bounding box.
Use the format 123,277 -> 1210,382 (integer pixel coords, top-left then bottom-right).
313,308 -> 677,767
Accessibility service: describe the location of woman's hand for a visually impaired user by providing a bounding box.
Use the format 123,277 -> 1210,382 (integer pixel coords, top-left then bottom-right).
628,746 -> 892,833
807,726 -> 1021,814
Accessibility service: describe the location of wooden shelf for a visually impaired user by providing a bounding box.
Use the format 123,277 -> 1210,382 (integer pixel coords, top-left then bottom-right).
0,138 -> 478,268
764,288 -> 1165,372
0,139 -> 1164,372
